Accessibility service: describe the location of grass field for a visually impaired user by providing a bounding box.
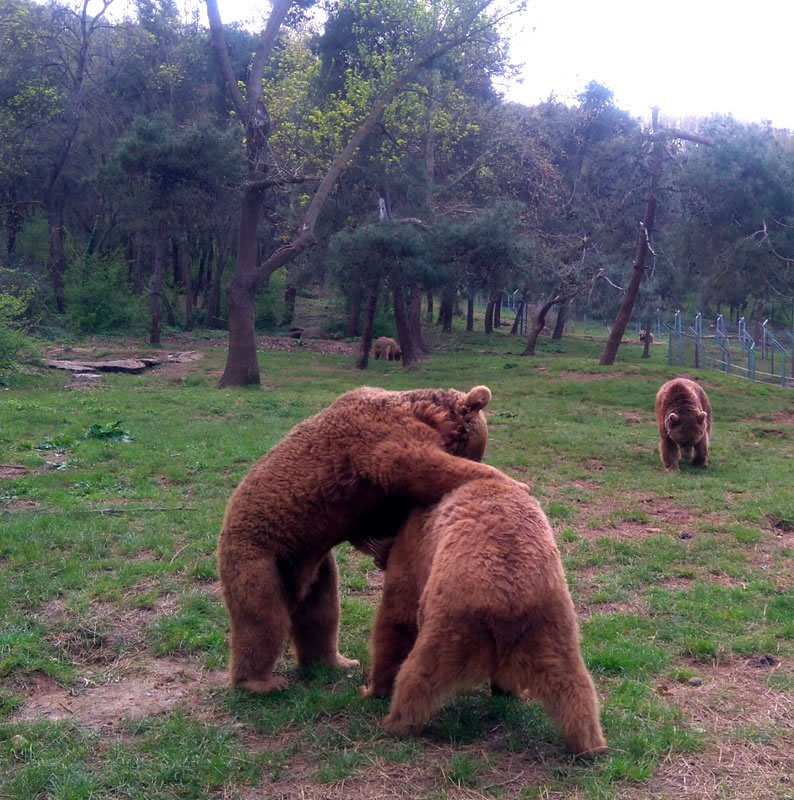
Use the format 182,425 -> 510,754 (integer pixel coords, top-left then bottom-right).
1,326 -> 792,799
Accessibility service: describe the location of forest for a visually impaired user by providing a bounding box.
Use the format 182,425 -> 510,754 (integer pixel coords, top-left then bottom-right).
2,0 -> 794,384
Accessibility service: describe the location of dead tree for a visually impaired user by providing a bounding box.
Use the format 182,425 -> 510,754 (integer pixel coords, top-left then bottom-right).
600,109 -> 714,365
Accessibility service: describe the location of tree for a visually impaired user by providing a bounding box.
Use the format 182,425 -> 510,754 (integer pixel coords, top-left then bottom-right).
600,110 -> 714,365
207,0 -> 519,386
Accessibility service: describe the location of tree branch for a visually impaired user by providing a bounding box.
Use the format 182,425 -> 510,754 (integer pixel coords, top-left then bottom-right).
205,0 -> 247,116
247,0 -> 294,112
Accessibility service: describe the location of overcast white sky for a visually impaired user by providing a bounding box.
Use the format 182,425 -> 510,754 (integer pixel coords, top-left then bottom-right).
190,0 -> 794,129
503,0 -> 794,128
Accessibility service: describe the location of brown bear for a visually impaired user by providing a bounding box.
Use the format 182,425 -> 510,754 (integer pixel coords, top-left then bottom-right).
373,337 -> 402,361
655,377 -> 712,471
639,331 -> 654,345
218,385 -> 523,694
359,477 -> 607,758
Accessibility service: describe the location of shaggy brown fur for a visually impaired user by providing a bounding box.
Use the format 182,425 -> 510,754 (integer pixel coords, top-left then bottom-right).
639,331 -> 654,344
359,478 -> 607,758
373,337 -> 402,361
218,385 -> 522,694
655,377 -> 712,471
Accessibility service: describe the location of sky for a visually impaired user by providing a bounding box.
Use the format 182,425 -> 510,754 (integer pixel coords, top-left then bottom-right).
186,0 -> 794,129
503,0 -> 794,128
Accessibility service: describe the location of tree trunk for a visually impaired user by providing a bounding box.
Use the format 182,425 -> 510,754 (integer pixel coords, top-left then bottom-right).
425,289 -> 434,321
218,186 -> 266,387
392,276 -> 417,367
47,195 -> 66,314
132,233 -> 145,295
552,298 -> 569,340
221,273 -> 260,386
439,286 -> 454,332
466,294 -> 474,332
523,295 -> 565,356
510,290 -> 527,335
484,296 -> 495,334
345,287 -> 362,337
494,293 -> 502,328
207,244 -> 228,328
356,279 -> 380,369
182,244 -> 193,331
6,203 -> 21,266
600,109 -> 663,366
162,287 -> 177,328
409,282 -> 430,353
282,284 -> 297,327
193,246 -> 208,306
150,230 -> 165,344
642,312 -> 653,359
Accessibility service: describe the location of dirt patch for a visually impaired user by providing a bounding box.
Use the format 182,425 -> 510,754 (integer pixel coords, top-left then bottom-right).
0,465 -> 29,478
12,656 -> 226,729
38,596 -> 179,666
247,745 -> 546,800
258,336 -> 357,357
577,494 -> 697,541
619,411 -> 647,425
2,499 -> 40,512
585,459 -> 606,472
626,661 -> 794,800
770,410 -> 794,425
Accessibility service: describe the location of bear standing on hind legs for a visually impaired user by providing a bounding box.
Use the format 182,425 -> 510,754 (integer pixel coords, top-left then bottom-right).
359,478 -> 607,758
655,377 -> 712,471
218,385 -> 521,694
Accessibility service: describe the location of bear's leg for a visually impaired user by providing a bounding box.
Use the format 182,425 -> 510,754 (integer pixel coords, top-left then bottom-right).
692,435 -> 709,467
504,625 -> 606,758
659,436 -> 680,471
291,553 -> 359,670
225,556 -> 291,694
361,604 -> 418,699
383,627 -> 487,736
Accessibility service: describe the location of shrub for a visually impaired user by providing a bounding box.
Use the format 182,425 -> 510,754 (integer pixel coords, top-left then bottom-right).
65,254 -> 147,334
0,291 -> 35,371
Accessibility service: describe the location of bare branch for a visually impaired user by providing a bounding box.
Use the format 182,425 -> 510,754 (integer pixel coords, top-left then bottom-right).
247,0 -> 294,112
205,0 -> 246,116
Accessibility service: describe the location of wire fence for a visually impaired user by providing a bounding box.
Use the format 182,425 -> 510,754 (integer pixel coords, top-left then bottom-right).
655,311 -> 794,387
482,294 -> 794,387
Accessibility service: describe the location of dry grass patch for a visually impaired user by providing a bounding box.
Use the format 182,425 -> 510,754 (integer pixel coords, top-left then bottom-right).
625,661 -> 794,800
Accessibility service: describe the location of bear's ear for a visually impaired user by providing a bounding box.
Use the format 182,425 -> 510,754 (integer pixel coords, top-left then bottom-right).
668,412 -> 680,427
464,385 -> 492,412
697,410 -> 707,421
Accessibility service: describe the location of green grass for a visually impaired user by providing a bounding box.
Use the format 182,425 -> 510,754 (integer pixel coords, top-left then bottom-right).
1,326 -> 792,798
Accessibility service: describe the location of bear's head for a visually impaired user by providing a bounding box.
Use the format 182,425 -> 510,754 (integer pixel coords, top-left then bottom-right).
665,409 -> 708,445
393,346 -> 402,361
401,385 -> 491,461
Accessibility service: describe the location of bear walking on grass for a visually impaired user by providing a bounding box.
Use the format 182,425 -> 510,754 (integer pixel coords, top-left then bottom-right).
218,385 -> 522,694
655,377 -> 712,471
373,337 -> 402,361
359,477 -> 607,758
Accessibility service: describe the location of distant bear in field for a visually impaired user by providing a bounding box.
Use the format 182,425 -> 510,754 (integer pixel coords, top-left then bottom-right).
288,326 -> 327,339
655,377 -> 712,471
639,331 -> 654,345
359,478 -> 607,758
218,385 -> 523,694
373,337 -> 402,361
